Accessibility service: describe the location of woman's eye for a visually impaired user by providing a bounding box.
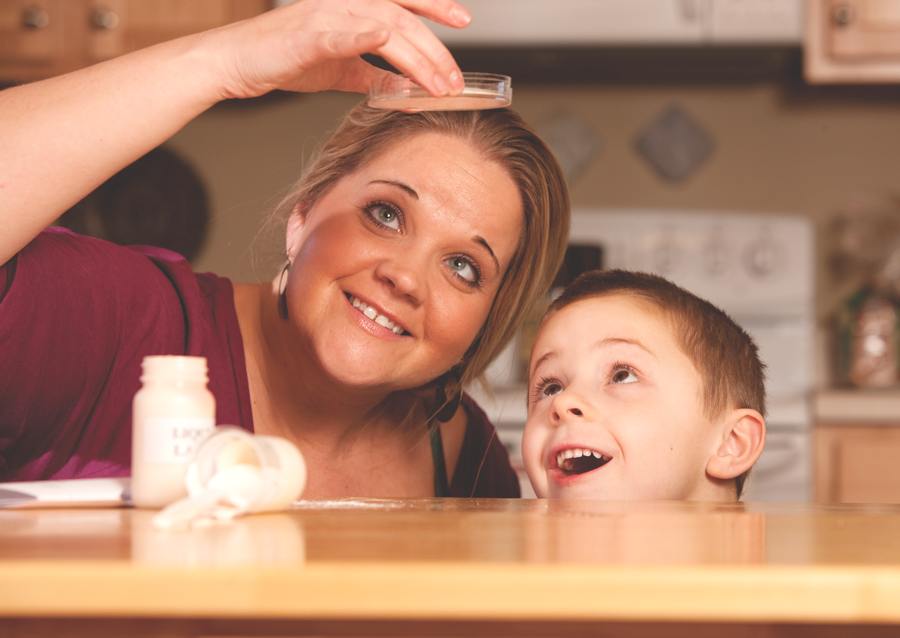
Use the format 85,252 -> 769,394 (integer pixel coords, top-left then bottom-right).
444,255 -> 482,288
365,201 -> 402,231
611,366 -> 638,385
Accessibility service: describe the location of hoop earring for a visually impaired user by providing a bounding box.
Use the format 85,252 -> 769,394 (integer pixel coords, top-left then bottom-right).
277,260 -> 290,320
432,366 -> 463,423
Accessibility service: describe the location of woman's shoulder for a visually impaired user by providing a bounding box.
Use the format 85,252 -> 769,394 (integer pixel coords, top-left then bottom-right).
11,226 -> 231,304
9,227 -> 186,290
0,228 -> 248,481
23,225 -> 178,261
1,226 -> 242,384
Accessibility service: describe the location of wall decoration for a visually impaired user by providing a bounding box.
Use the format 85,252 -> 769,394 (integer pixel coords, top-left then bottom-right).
634,103 -> 714,183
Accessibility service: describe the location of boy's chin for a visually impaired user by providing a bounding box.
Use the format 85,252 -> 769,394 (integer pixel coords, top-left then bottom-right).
547,479 -> 616,500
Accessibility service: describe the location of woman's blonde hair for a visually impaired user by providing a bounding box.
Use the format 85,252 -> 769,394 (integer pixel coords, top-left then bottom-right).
276,103 -> 570,421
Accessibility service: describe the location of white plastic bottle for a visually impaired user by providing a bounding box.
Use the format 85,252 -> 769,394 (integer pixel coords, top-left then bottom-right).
131,355 -> 216,508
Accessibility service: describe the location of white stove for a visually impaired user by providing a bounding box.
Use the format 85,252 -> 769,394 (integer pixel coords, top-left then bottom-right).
469,208 -> 814,502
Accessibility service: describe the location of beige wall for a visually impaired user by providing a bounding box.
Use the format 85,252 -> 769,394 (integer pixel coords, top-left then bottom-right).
167,92 -> 361,284
168,84 -> 900,319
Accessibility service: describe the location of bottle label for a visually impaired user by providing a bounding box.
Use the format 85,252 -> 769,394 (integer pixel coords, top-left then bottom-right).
140,417 -> 216,465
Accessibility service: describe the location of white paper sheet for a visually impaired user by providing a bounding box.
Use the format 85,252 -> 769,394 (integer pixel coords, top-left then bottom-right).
0,477 -> 130,509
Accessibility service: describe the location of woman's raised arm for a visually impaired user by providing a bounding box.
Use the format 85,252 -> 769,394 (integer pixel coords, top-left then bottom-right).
0,0 -> 469,265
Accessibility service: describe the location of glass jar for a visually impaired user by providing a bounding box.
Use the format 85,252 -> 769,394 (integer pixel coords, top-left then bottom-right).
837,286 -> 900,388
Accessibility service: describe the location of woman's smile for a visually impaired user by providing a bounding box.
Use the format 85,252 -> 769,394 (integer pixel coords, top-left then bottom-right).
344,291 -> 412,339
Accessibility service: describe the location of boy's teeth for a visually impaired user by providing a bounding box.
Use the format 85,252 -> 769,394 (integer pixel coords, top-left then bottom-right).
556,448 -> 609,469
350,296 -> 405,335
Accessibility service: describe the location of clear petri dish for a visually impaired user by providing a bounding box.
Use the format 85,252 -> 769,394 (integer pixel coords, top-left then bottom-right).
368,72 -> 512,112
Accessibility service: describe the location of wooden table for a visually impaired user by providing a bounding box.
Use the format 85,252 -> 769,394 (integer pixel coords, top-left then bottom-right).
3,499 -> 900,637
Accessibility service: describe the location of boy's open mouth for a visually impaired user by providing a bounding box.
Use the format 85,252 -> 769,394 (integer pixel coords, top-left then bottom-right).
555,448 -> 612,476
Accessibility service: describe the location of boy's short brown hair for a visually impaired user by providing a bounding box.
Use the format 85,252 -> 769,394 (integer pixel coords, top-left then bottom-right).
545,269 -> 766,498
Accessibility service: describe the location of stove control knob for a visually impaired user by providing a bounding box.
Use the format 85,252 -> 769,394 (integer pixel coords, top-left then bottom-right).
703,230 -> 729,277
652,233 -> 680,276
743,235 -> 780,278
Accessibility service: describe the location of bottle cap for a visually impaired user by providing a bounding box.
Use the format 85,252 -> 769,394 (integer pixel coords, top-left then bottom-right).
141,355 -> 208,381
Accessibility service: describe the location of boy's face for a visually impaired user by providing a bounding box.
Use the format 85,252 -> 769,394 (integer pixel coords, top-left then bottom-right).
523,294 -> 723,500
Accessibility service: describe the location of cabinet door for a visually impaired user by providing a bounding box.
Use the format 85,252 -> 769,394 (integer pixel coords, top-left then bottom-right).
816,425 -> 900,503
806,0 -> 900,82
1,0 -> 270,83
827,0 -> 900,59
430,0 -> 706,45
0,0 -> 67,81
85,0 -> 269,63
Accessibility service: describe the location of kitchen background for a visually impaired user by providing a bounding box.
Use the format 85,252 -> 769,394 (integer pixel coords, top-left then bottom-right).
5,0 -> 900,503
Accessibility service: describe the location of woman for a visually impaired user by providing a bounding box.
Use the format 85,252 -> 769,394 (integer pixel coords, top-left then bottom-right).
0,0 -> 569,497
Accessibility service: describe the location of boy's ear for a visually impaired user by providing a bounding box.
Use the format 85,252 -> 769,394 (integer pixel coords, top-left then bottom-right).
285,202 -> 308,261
706,409 -> 766,481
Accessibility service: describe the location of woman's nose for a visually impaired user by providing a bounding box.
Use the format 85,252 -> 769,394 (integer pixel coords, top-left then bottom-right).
550,390 -> 590,424
374,255 -> 424,305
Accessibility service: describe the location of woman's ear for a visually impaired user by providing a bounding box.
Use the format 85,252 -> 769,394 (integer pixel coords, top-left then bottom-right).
706,409 -> 766,481
285,202 -> 307,261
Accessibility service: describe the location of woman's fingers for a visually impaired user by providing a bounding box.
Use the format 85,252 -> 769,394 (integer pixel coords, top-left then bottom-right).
215,0 -> 470,99
320,29 -> 391,59
305,5 -> 462,96
308,27 -> 442,96
306,30 -> 393,93
385,0 -> 463,94
325,53 -> 397,94
375,29 -> 456,95
391,0 -> 472,28
363,0 -> 465,94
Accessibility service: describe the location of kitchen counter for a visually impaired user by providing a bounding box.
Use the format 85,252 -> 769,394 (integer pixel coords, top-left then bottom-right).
816,388 -> 900,423
3,499 -> 900,637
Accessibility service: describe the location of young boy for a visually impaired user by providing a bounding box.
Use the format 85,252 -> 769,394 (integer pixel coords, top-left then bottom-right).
522,269 -> 766,501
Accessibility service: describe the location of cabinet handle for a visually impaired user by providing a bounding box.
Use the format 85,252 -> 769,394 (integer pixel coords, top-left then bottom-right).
831,3 -> 855,28
22,5 -> 50,30
677,0 -> 702,23
90,6 -> 120,30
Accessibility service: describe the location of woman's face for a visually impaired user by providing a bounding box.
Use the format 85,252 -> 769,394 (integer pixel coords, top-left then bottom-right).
285,131 -> 523,392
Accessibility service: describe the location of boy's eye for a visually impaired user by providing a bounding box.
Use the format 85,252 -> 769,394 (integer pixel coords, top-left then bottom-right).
543,382 -> 563,396
364,201 -> 402,231
610,365 -> 638,385
533,377 -> 563,400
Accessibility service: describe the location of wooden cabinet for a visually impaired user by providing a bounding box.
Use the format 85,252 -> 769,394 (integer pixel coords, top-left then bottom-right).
0,0 -> 68,80
0,0 -> 270,83
805,0 -> 900,82
816,424 -> 900,503
83,0 -> 267,64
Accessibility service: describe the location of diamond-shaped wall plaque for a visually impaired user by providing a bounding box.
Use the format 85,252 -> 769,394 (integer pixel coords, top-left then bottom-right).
537,111 -> 600,184
634,104 -> 714,182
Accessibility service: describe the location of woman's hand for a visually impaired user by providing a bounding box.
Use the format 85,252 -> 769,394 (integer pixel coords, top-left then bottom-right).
209,0 -> 471,101
0,0 -> 470,265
